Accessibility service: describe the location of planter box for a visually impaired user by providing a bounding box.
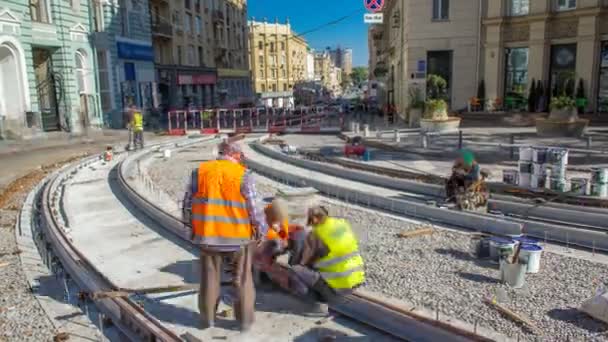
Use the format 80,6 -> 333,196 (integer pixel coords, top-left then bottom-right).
535,118 -> 589,138
420,117 -> 461,133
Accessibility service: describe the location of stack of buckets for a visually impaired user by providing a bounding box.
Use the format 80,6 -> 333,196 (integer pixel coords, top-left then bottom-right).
516,147 -> 548,189
591,168 -> 608,198
547,148 -> 569,193
487,235 -> 543,288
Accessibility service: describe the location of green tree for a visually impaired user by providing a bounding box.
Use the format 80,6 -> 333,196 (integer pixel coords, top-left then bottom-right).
350,67 -> 369,86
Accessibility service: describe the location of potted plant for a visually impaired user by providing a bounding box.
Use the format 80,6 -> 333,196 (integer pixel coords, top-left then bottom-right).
575,78 -> 587,114
535,91 -> 588,137
420,74 -> 461,132
408,87 -> 424,127
549,96 -> 577,121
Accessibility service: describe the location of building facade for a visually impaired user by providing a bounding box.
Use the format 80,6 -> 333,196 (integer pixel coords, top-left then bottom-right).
92,0 -> 156,129
248,18 -> 308,107
150,0 -> 250,110
315,50 -> 342,96
329,46 -> 353,76
0,0 -> 102,139
482,0 -> 608,113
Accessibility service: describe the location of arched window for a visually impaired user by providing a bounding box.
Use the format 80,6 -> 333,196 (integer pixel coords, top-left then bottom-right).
0,40 -> 28,121
75,50 -> 87,93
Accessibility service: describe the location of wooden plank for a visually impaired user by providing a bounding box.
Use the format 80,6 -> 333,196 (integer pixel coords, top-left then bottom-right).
397,227 -> 434,239
484,297 -> 539,334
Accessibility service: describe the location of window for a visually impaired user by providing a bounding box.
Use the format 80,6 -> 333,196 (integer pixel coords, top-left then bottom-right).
75,51 -> 88,93
283,84 -> 287,91
261,84 -> 266,92
281,54 -> 286,65
270,42 -> 275,52
188,45 -> 195,65
258,41 -> 263,50
196,16 -> 202,35
504,48 -> 529,97
282,69 -> 286,77
29,0 -> 50,23
177,46 -> 183,64
271,69 -> 276,78
92,0 -> 104,31
259,55 -> 264,65
272,84 -> 277,92
509,0 -> 529,16
97,50 -> 112,112
556,0 -> 576,10
198,46 -> 204,66
259,69 -> 264,77
280,42 -> 285,50
432,0 -> 449,20
185,0 -> 191,9
185,14 -> 192,33
120,0 -> 129,35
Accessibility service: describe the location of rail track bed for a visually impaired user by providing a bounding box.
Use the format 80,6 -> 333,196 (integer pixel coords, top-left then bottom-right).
23,137 -> 507,341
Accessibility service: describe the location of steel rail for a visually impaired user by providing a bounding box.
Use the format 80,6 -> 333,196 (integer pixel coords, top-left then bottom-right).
116,139 -> 493,342
37,154 -> 182,342
248,141 -> 608,251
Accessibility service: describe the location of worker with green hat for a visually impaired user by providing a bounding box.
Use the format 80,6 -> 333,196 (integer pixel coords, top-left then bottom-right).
446,149 -> 481,203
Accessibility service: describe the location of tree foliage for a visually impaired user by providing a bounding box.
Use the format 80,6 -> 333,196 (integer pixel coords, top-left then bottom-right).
350,67 -> 368,85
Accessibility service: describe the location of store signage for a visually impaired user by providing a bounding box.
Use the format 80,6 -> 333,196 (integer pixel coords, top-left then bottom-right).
116,41 -> 154,61
364,13 -> 383,24
177,74 -> 217,85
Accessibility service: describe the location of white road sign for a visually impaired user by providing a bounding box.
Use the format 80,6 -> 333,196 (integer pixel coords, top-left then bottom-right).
364,13 -> 383,24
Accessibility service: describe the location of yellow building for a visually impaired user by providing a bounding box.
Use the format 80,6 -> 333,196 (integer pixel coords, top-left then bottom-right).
248,18 -> 309,94
150,0 -> 251,108
315,50 -> 343,96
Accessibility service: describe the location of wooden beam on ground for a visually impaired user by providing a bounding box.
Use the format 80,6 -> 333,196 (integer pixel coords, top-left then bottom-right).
396,227 -> 434,239
484,297 -> 539,334
92,284 -> 199,300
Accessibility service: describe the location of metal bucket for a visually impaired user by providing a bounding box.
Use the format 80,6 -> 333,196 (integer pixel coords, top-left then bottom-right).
519,147 -> 534,162
591,182 -> 608,198
591,168 -> 608,184
570,178 -> 589,196
489,237 -> 516,261
500,260 -> 527,288
503,169 -> 518,185
519,244 -> 543,274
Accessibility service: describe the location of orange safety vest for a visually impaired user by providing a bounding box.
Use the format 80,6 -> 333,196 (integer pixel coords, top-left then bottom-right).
265,204 -> 289,241
191,160 -> 252,246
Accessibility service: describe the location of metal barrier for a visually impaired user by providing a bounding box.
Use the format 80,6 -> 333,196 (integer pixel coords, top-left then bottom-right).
167,107 -> 345,135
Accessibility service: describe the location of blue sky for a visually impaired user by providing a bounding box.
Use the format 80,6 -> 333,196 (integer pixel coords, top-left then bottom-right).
248,0 -> 368,67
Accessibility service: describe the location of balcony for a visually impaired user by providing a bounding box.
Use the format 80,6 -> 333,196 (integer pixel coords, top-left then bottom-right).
152,21 -> 173,38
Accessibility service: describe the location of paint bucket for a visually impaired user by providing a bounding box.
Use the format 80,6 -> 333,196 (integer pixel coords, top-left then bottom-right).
500,260 -> 527,289
362,149 -> 372,162
518,161 -> 533,174
519,147 -> 534,162
591,168 -> 608,184
547,148 -> 569,165
549,177 -> 567,192
591,182 -> 608,198
533,148 -> 548,164
518,173 -> 531,188
519,243 -> 543,274
550,164 -> 567,180
489,237 -> 516,261
363,124 -> 370,137
503,170 -> 518,185
570,178 -> 589,196
163,149 -> 172,159
514,236 -> 539,245
531,174 -> 546,189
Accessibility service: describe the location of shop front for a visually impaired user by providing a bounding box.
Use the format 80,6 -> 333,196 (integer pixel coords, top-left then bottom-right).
116,38 -> 156,115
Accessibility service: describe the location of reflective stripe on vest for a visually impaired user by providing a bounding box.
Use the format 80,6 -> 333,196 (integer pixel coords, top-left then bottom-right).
191,160 -> 252,246
313,217 -> 365,290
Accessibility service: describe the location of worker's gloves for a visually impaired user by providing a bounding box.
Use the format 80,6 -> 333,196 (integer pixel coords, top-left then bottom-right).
270,223 -> 281,232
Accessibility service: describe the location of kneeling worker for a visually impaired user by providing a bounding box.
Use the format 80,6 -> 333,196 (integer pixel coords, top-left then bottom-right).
289,206 -> 365,303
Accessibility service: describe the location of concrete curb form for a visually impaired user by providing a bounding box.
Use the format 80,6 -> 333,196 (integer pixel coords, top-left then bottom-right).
249,142 -> 608,251
248,143 -> 522,236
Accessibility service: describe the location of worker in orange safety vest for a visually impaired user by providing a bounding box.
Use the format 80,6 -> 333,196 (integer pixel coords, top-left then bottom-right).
188,141 -> 268,332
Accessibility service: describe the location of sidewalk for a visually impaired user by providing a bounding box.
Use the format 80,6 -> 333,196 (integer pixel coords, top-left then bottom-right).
0,129 -> 163,189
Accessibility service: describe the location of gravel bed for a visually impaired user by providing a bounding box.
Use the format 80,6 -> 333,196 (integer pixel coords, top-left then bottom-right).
0,177 -> 56,341
147,143 -> 608,341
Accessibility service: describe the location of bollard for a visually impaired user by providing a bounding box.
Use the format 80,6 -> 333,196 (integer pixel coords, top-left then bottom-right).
363,124 -> 370,137
510,134 -> 515,160
354,122 -> 360,134
458,130 -> 463,150
350,121 -> 356,132
394,129 -> 400,143
421,134 -> 428,149
587,135 -> 592,164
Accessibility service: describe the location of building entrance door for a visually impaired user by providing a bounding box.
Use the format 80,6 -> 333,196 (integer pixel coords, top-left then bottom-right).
549,44 -> 577,97
33,48 -> 61,131
427,50 -> 453,104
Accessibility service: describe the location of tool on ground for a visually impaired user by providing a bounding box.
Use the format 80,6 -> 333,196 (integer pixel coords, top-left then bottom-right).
396,227 -> 434,239
92,284 -> 199,300
484,297 -> 539,333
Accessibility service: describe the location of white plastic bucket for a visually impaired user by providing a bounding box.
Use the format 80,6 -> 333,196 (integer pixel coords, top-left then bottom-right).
533,148 -> 548,163
503,170 -> 518,185
519,243 -> 543,274
489,237 -> 516,261
591,182 -> 608,198
500,261 -> 527,288
163,149 -> 172,159
519,147 -> 534,162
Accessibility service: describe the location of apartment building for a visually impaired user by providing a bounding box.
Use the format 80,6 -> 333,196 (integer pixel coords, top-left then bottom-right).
314,50 -> 343,96
0,0 -> 101,138
248,18 -> 308,107
329,46 -> 353,76
372,0 -> 482,115
150,0 -> 250,109
483,0 -> 608,112
92,0 -> 156,128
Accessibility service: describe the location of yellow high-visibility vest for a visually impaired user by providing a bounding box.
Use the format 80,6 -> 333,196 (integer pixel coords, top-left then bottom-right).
133,111 -> 143,132
313,217 -> 365,290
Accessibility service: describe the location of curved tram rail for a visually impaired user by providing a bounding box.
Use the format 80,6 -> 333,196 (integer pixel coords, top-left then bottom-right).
23,136 -> 495,342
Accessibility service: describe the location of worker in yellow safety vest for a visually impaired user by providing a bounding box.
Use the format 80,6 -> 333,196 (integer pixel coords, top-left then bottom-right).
287,205 -> 365,304
187,141 -> 267,332
130,105 -> 144,149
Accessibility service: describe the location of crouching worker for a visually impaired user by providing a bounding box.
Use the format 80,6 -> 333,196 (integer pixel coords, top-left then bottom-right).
254,198 -> 291,271
287,206 -> 365,304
